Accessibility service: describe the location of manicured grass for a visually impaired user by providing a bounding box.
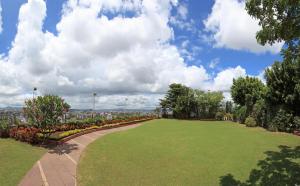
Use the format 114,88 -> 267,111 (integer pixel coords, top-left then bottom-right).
0,139 -> 46,186
78,119 -> 300,186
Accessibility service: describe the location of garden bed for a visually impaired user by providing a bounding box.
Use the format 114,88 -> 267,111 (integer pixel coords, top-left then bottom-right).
1,116 -> 156,145
47,118 -> 154,144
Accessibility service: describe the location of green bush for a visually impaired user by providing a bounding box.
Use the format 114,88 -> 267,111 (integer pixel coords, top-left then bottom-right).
0,120 -> 9,138
23,95 -> 70,134
252,99 -> 267,127
234,106 -> 247,124
245,116 -> 257,127
293,116 -> 300,130
270,109 -> 294,132
215,112 -> 224,120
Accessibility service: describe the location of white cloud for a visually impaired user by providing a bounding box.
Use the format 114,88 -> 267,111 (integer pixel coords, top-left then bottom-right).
169,1 -> 197,33
210,66 -> 246,92
177,3 -> 188,20
204,0 -> 283,54
0,0 -> 259,109
209,58 -> 219,69
0,2 -> 2,33
0,0 -> 212,109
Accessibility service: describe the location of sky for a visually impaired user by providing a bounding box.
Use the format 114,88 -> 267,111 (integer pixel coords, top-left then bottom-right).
0,0 -> 283,109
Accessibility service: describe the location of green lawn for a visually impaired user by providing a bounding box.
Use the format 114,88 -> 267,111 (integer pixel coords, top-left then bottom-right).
78,119 -> 300,186
0,139 -> 46,186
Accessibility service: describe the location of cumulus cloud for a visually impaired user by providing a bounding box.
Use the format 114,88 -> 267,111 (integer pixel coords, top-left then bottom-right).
210,66 -> 246,92
0,0 -> 212,108
203,0 -> 283,54
0,0 -> 256,109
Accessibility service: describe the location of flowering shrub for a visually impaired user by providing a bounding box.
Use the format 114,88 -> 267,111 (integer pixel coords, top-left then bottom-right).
23,95 -> 70,135
9,127 -> 40,144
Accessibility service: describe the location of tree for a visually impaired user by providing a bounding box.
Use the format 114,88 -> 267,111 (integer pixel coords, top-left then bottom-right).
159,99 -> 168,117
252,99 -> 268,127
231,76 -> 266,114
174,88 -> 196,118
265,59 -> 300,116
160,84 -> 224,119
206,91 -> 224,118
160,83 -> 191,118
23,95 -> 70,134
225,101 -> 233,113
243,0 -> 300,132
233,106 -> 247,124
194,90 -> 223,119
246,0 -> 300,57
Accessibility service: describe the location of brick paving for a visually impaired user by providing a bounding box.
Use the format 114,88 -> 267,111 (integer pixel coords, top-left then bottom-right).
19,124 -> 142,186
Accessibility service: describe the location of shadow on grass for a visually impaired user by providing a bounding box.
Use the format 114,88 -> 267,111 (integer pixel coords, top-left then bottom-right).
220,145 -> 300,186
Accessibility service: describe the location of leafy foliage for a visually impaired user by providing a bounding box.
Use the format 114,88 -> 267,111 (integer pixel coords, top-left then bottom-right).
245,116 -> 257,127
23,95 -> 70,134
160,83 -> 224,119
265,58 -> 300,116
245,0 -> 300,51
0,120 -> 9,138
234,106 -> 247,124
271,109 -> 296,132
231,77 -> 266,110
225,101 -> 233,113
228,0 -> 300,133
252,99 -> 267,127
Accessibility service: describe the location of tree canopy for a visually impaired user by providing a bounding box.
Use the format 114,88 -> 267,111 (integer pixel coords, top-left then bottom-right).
229,0 -> 300,132
23,95 -> 70,133
246,0 -> 300,48
231,76 -> 266,107
160,83 -> 224,119
265,58 -> 300,115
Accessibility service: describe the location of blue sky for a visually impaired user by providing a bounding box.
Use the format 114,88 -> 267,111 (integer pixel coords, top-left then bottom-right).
0,0 -> 283,109
0,0 -> 281,74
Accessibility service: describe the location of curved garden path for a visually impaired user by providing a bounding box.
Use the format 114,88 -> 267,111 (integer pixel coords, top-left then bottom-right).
19,123 -> 142,186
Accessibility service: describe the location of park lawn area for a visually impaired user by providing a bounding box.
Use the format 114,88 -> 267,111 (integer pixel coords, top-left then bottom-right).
0,139 -> 46,186
78,119 -> 300,186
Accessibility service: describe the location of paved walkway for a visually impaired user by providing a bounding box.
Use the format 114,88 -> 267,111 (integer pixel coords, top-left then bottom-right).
19,123 -> 142,186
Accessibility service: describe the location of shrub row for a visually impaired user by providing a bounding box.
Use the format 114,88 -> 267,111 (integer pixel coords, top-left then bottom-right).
1,116 -> 155,144
9,126 -> 40,144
